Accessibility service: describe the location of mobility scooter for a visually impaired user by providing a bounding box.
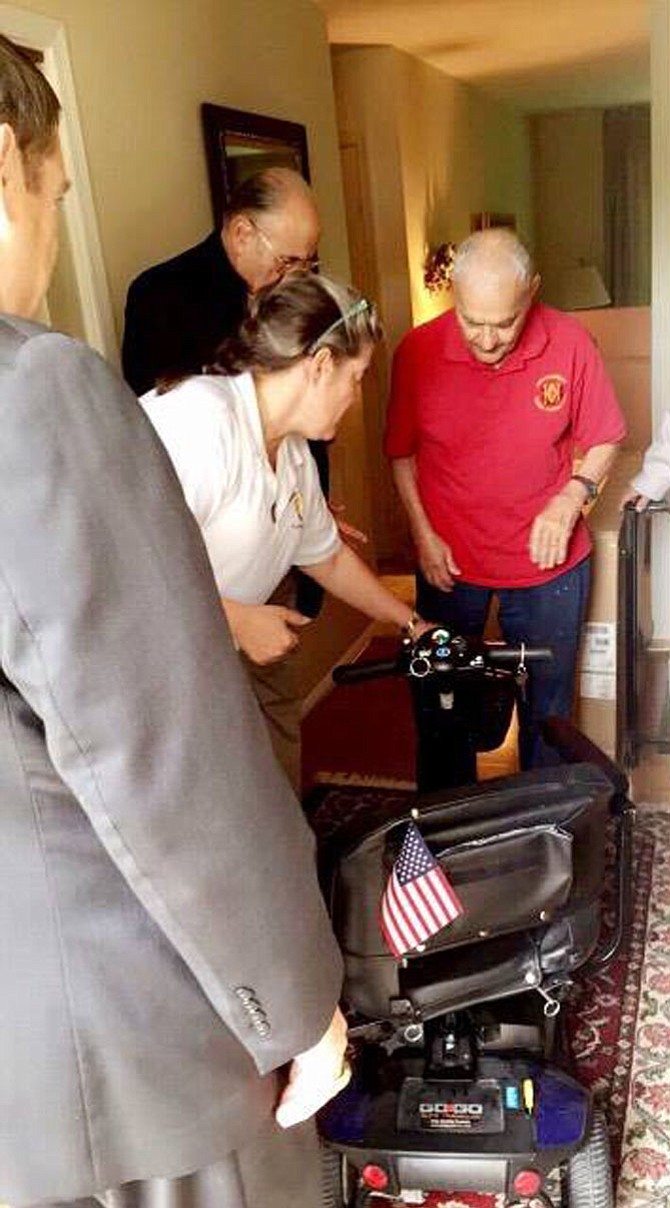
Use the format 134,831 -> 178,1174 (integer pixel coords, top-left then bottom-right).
311,625 -> 634,1207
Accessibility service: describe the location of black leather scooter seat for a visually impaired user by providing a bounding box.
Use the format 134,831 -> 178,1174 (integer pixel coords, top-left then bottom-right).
324,764 -> 613,1021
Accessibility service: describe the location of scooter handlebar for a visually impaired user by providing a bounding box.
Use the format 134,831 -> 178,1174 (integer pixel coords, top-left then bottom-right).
332,658 -> 402,685
486,646 -> 553,665
623,499 -> 670,514
332,637 -> 552,686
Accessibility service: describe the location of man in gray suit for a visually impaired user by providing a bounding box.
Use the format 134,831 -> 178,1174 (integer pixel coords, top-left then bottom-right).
0,36 -> 347,1208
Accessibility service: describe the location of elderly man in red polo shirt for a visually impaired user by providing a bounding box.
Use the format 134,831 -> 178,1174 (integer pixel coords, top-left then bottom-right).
385,228 -> 626,767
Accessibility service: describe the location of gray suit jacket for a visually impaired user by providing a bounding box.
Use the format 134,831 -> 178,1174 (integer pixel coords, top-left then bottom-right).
0,316 -> 342,1205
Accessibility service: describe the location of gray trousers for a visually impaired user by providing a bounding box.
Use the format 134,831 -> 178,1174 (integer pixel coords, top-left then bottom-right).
33,1120 -> 320,1208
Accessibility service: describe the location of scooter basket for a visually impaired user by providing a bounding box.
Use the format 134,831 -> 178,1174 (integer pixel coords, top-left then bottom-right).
413,668 -> 517,754
324,764 -> 613,1021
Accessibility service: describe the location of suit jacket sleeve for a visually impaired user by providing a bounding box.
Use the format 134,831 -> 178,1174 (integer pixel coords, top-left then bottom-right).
123,275 -> 176,396
0,326 -> 342,1076
122,266 -> 220,396
122,272 -> 198,396
122,275 -> 157,395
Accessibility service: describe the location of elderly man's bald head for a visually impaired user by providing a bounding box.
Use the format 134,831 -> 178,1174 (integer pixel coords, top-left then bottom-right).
452,228 -> 535,290
451,229 -> 540,367
226,166 -> 315,221
223,166 -> 321,293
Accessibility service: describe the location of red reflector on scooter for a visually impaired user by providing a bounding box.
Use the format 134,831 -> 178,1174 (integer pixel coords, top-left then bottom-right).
362,1164 -> 389,1190
513,1169 -> 543,1197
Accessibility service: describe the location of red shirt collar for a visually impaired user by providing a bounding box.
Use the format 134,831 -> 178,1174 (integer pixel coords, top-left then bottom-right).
442,302 -> 549,373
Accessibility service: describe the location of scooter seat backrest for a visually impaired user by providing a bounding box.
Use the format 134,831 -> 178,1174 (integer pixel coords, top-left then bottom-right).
321,763 -> 614,1021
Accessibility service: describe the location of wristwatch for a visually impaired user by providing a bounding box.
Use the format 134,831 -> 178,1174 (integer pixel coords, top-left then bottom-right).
571,474 -> 599,502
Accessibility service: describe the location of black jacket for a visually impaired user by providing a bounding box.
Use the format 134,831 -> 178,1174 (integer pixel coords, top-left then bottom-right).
122,232 -> 328,615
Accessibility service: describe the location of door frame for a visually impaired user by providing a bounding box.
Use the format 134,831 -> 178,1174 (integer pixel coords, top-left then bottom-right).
0,4 -> 117,362
650,0 -> 670,642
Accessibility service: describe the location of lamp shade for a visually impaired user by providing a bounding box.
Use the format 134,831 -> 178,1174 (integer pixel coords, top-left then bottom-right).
555,264 -> 611,311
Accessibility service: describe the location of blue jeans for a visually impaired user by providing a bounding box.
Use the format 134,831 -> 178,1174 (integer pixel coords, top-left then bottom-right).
416,557 -> 592,770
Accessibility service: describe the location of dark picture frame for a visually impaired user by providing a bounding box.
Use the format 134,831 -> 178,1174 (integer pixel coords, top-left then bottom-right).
471,211 -> 517,232
201,103 -> 311,229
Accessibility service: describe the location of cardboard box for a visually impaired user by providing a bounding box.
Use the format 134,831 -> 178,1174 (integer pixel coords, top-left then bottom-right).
576,451 -> 642,756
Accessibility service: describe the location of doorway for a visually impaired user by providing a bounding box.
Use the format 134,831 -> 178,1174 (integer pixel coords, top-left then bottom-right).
0,4 -> 117,361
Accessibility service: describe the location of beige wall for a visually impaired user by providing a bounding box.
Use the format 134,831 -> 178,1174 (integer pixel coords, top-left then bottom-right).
333,44 -> 533,337
531,110 -> 605,304
395,50 -> 533,326
332,47 -> 413,351
331,44 -> 534,563
9,0 -> 351,339
331,46 -> 414,562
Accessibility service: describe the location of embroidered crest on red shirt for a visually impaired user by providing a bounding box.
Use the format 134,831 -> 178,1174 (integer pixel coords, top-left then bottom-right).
534,374 -> 568,412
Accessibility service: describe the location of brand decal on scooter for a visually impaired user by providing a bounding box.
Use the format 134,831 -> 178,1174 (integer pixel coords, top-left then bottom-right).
419,1102 -> 484,1129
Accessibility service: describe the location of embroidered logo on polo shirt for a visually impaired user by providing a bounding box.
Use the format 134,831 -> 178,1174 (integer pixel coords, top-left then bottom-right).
289,489 -> 304,526
534,374 -> 568,412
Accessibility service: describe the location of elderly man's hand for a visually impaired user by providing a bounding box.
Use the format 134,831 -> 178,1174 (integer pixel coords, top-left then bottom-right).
275,1006 -> 350,1129
416,531 -> 461,591
529,489 -> 583,570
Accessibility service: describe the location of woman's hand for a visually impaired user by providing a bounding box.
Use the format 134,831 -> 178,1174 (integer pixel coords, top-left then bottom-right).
222,599 -> 311,664
412,616 -> 436,640
275,1006 -> 351,1129
329,502 -> 368,549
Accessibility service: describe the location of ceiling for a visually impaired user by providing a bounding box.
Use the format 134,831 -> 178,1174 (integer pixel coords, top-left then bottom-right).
313,0 -> 650,111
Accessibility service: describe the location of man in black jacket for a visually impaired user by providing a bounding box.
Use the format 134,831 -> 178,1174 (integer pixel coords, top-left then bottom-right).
122,169 -> 328,789
122,167 -> 320,396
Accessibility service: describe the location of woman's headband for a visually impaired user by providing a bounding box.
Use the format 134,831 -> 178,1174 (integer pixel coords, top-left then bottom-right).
308,298 -> 371,354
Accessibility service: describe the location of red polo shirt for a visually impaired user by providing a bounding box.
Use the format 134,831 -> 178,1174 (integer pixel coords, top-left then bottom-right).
384,303 -> 627,588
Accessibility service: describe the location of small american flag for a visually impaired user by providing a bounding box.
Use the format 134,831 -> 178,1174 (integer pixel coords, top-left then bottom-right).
380,821 -> 464,958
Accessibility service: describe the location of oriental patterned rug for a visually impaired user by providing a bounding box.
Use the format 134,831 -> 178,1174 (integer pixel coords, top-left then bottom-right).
615,807 -> 670,1207
308,781 -> 665,1207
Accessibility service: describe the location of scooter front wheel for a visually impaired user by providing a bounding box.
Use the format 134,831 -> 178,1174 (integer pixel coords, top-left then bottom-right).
321,1146 -> 359,1208
565,1110 -> 614,1208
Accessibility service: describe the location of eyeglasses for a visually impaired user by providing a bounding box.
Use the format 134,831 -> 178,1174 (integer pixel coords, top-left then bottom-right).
248,215 -> 319,275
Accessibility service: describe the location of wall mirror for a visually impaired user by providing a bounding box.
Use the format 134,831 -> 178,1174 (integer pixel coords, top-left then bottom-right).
531,102 -> 651,311
201,103 -> 310,229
